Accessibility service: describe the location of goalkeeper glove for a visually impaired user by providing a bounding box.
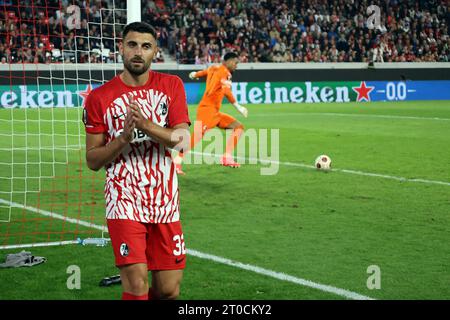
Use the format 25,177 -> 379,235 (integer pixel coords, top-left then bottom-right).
189,71 -> 198,80
233,102 -> 248,118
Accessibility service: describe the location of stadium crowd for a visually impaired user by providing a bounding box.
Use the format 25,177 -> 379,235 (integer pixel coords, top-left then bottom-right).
0,0 -> 449,64
145,0 -> 450,63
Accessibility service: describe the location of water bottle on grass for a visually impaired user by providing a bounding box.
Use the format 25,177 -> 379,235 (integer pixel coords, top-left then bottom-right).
77,237 -> 110,246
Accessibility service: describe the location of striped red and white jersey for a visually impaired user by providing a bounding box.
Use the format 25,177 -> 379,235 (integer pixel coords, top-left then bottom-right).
83,71 -> 190,223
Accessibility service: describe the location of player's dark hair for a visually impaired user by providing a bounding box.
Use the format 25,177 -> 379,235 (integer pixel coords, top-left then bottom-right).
122,22 -> 157,40
223,52 -> 239,61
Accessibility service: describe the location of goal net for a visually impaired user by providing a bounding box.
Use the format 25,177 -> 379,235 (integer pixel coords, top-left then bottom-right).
0,0 -> 129,249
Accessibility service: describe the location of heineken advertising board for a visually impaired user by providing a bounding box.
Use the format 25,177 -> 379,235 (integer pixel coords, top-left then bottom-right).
1,81 -> 450,108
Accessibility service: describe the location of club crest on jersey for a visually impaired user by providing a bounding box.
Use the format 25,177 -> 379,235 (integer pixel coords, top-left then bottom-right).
158,102 -> 168,116
120,243 -> 129,257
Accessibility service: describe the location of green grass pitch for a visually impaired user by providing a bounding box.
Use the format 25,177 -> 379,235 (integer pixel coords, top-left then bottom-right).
0,100 -> 449,300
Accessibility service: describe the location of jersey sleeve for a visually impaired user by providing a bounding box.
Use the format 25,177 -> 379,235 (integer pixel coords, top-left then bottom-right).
83,91 -> 107,134
168,76 -> 191,128
220,69 -> 237,104
194,69 -> 208,78
223,86 -> 237,104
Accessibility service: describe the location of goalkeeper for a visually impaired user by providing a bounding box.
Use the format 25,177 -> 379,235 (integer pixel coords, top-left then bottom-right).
174,52 -> 248,174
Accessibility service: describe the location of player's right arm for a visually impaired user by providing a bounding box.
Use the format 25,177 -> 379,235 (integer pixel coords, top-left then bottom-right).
85,107 -> 135,171
84,90 -> 135,171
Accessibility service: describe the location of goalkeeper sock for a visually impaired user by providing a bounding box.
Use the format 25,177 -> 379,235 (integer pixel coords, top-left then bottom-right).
225,125 -> 244,156
174,154 -> 183,164
122,292 -> 148,300
175,130 -> 196,160
176,123 -> 205,161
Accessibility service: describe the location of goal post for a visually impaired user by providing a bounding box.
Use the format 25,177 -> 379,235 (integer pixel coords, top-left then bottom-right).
0,0 -> 140,249
127,0 -> 141,24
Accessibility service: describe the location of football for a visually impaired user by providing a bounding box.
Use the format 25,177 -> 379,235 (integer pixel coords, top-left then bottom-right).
315,155 -> 332,170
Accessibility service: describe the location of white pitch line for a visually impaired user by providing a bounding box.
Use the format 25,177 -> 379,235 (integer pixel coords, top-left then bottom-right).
0,198 -> 374,300
191,152 -> 450,187
0,198 -> 106,232
1,240 -> 79,250
188,249 -> 374,300
250,112 -> 450,121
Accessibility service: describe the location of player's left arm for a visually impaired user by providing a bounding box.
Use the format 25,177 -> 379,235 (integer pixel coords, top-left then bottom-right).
129,98 -> 189,152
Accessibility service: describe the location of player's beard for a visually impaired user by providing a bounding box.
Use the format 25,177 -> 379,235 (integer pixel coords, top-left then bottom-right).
124,56 -> 151,76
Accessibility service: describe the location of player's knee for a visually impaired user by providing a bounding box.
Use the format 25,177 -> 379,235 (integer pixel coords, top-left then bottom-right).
158,283 -> 180,300
231,121 -> 244,130
127,276 -> 149,295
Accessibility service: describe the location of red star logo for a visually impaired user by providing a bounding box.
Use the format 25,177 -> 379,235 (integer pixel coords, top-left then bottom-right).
352,81 -> 374,102
78,84 -> 93,106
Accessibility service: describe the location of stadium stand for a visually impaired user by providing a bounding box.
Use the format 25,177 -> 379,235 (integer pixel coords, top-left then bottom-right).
1,0 -> 449,64
143,0 -> 449,64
